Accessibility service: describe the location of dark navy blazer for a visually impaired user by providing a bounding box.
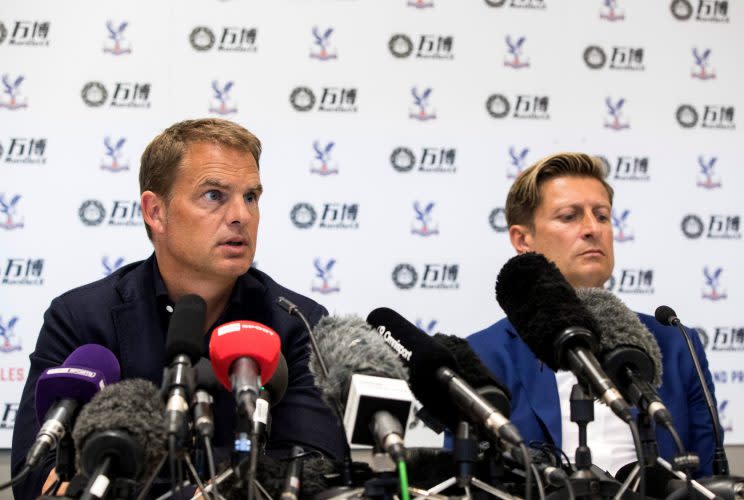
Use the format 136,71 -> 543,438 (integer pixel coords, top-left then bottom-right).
11,254 -> 345,499
468,314 -> 719,477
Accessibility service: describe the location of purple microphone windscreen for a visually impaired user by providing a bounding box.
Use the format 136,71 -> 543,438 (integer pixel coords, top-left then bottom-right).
35,344 -> 121,424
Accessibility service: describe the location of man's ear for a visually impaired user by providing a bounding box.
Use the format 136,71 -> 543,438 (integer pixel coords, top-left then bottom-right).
509,224 -> 533,254
140,191 -> 165,236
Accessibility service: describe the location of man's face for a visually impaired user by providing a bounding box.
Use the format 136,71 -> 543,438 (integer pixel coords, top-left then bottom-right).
509,176 -> 614,288
146,142 -> 262,282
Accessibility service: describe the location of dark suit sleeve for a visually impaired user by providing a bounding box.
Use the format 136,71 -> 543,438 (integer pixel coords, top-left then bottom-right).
265,302 -> 346,460
685,328 -> 720,476
11,295 -> 83,500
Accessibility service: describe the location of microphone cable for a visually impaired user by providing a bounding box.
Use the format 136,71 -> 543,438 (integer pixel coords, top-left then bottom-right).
202,435 -> 219,500
397,459 -> 411,500
277,296 -> 354,487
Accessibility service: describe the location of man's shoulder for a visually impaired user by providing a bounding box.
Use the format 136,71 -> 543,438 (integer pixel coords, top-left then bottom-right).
468,317 -> 514,349
53,258 -> 149,308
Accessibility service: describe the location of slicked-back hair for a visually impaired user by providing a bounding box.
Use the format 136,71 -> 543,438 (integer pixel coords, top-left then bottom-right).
139,118 -> 262,239
505,152 -> 614,228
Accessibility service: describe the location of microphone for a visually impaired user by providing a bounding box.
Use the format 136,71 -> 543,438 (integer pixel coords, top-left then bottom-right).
495,252 -> 633,423
432,333 -> 512,417
253,354 -> 288,452
655,305 -> 729,476
209,320 -> 281,419
366,307 -> 523,447
192,358 -> 220,440
263,352 -> 289,407
576,288 -> 675,431
162,294 -> 205,441
25,345 -> 121,470
309,315 -> 412,461
71,379 -> 167,499
280,446 -> 304,500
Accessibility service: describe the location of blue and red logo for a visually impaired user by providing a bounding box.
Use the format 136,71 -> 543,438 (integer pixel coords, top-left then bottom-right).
702,266 -> 727,301
604,97 -> 629,130
409,87 -> 436,120
411,201 -> 439,236
0,316 -> 21,353
310,27 -> 337,60
311,258 -> 340,294
697,156 -> 721,189
612,209 -> 634,242
102,256 -> 126,276
101,137 -> 129,172
0,194 -> 24,230
0,74 -> 28,110
504,36 -> 529,69
310,141 -> 339,175
103,20 -> 131,55
209,80 -> 237,115
507,146 -> 530,179
600,0 -> 625,21
691,48 -> 715,80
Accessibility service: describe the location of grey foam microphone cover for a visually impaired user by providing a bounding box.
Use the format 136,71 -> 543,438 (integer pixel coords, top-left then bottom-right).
576,287 -> 663,386
309,314 -> 409,411
72,378 -> 167,478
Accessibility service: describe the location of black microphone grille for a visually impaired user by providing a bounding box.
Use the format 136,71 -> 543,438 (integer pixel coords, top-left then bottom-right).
166,294 -> 206,363
654,305 -> 678,327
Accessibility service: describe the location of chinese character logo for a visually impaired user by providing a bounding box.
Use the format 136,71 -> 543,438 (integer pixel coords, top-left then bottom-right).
310,27 -> 337,60
507,146 -> 529,179
0,194 -> 24,230
697,156 -> 721,189
692,48 -> 716,80
604,97 -> 629,130
600,0 -> 625,21
209,80 -> 237,115
416,319 -> 438,335
311,258 -> 340,294
411,201 -> 439,236
102,256 -> 125,276
101,137 -> 129,172
0,316 -> 21,353
702,266 -> 727,301
612,209 -> 634,242
310,141 -> 339,175
0,74 -> 27,110
103,20 -> 131,55
409,87 -> 436,121
504,36 -> 529,69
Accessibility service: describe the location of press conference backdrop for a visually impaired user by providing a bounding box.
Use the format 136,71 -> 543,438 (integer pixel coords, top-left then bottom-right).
1,0 -> 742,449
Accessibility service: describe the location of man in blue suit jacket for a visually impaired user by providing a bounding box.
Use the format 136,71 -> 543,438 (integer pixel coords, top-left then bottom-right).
11,119 -> 346,498
467,152 -> 718,477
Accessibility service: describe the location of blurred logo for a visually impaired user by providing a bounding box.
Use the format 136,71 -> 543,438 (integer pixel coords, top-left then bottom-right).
78,199 -> 143,227
392,263 -> 460,290
583,46 -> 644,70
416,319 -> 438,335
390,147 -> 457,173
711,327 -> 744,352
389,34 -> 453,59
310,27 -> 337,60
681,214 -> 741,239
0,367 -> 25,382
697,156 -> 721,189
1,258 -> 44,285
670,0 -> 729,22
489,208 -> 508,232
411,202 -> 439,236
604,97 -> 630,130
407,0 -> 434,7
486,93 -> 550,120
209,80 -> 238,115
504,36 -> 529,68
290,203 -> 359,229
605,269 -> 654,294
310,141 -> 339,175
612,209 -> 634,242
0,194 -> 24,230
507,146 -> 530,179
81,81 -> 151,108
692,48 -> 716,79
0,316 -> 21,353
103,20 -> 131,55
191,26 -> 257,53
718,400 -> 733,432
0,402 -> 18,429
600,155 -> 649,181
702,266 -> 727,301
0,74 -> 28,110
311,258 -> 340,294
676,104 -> 735,129
485,0 -> 546,9
1,138 -> 47,164
102,256 -> 126,276
1,21 -> 50,46
289,87 -> 357,113
190,27 -> 215,51
600,0 -> 625,20
409,87 -> 437,120
389,35 -> 414,58
101,137 -> 129,172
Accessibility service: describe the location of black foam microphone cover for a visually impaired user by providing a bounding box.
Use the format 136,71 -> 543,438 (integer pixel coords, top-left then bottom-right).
432,333 -> 512,416
264,353 -> 288,407
165,294 -> 206,364
495,252 -> 601,371
654,305 -> 678,327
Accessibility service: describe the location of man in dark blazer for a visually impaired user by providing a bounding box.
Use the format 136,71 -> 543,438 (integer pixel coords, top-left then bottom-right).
468,152 -> 718,477
11,119 -> 346,498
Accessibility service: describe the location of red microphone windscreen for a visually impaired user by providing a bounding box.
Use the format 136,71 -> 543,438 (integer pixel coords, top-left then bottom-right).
209,320 -> 281,391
